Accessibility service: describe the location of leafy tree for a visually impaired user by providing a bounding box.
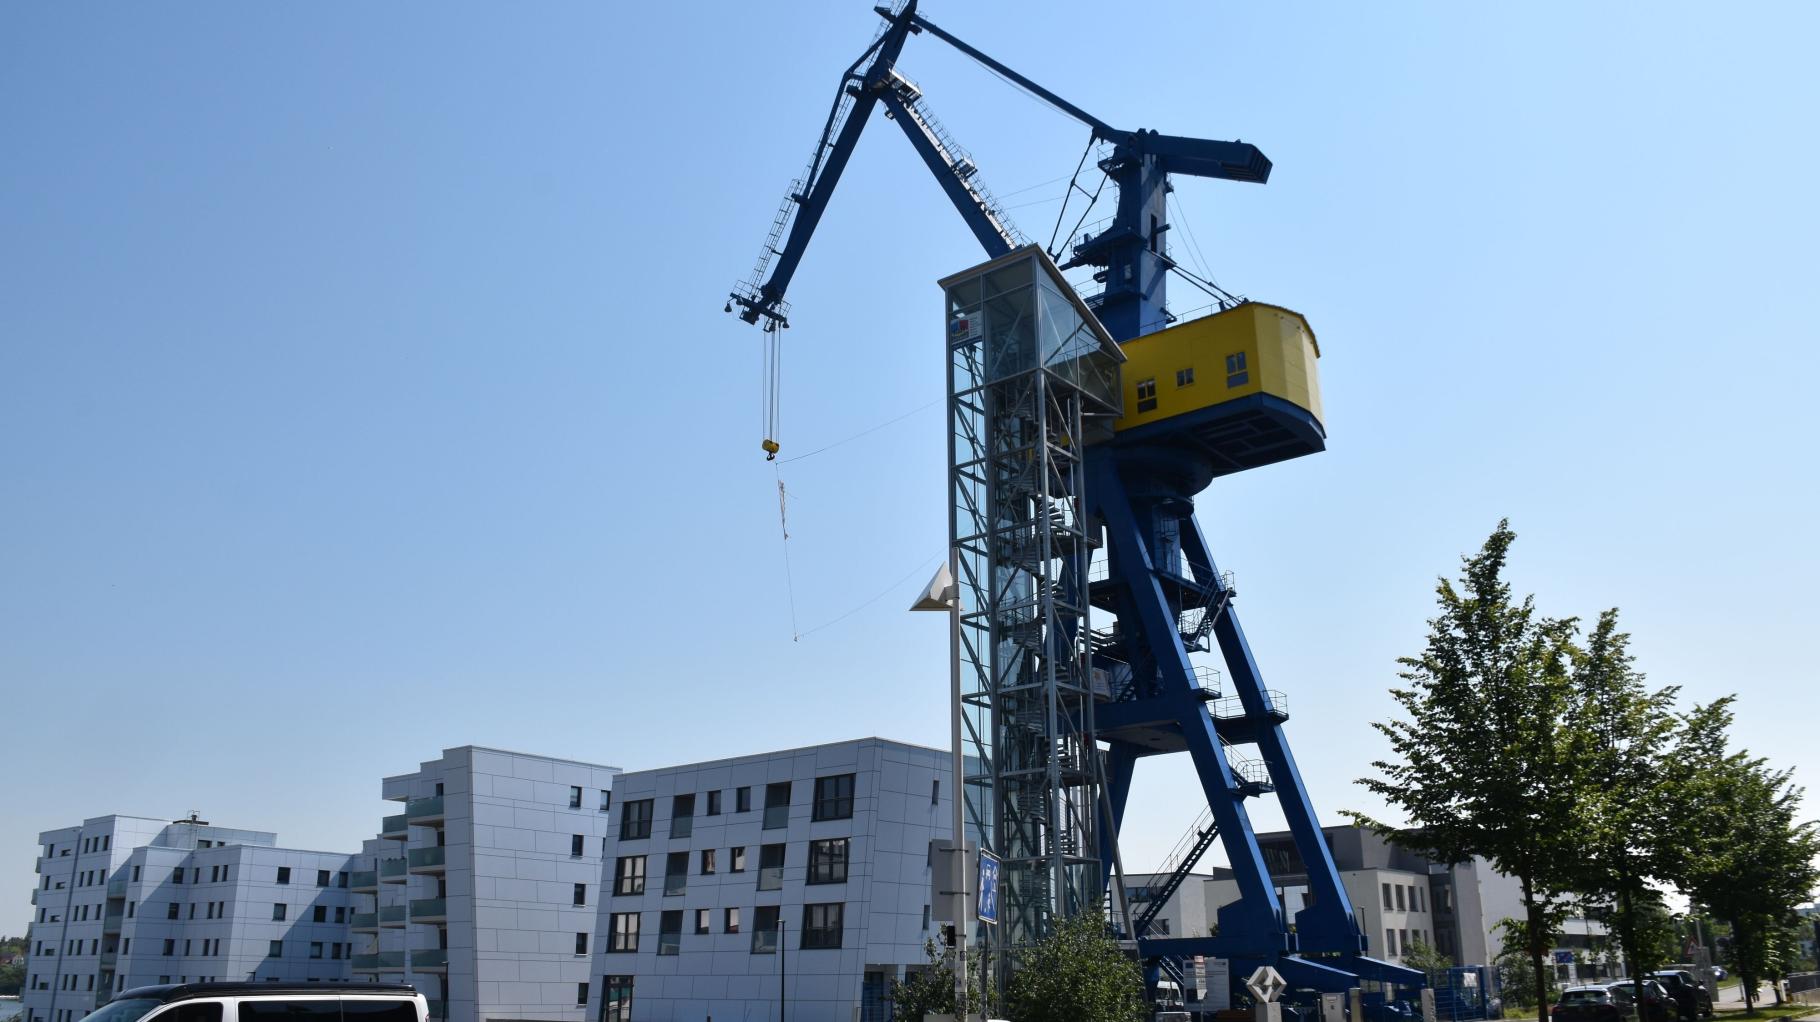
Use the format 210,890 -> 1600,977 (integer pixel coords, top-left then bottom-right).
1004,915 -> 1147,1022
1348,522 -> 1586,1022
1403,936 -> 1454,986
1492,919 -> 1556,1011
892,938 -> 996,1022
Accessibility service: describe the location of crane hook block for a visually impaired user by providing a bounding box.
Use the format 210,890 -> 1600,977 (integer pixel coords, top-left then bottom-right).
762,438 -> 781,460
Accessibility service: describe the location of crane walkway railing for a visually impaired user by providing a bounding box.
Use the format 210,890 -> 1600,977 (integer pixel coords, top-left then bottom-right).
1132,803 -> 1219,937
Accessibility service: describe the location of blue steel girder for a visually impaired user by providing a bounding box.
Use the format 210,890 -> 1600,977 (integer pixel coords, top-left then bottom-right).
876,87 -> 1018,258
1178,512 -> 1367,957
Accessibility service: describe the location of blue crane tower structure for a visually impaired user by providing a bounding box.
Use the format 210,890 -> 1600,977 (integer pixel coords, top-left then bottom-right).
729,1 -> 1423,1001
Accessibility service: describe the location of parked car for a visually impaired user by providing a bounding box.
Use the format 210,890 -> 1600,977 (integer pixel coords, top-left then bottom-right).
1551,982 -> 1674,1022
1650,970 -> 1715,1020
78,982 -> 426,1022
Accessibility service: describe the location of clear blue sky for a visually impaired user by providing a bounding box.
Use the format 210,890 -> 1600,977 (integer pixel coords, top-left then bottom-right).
4,2 -> 1817,934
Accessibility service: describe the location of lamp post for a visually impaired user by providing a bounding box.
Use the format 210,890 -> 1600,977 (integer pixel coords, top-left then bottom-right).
778,917 -> 787,1022
911,558 -> 970,1011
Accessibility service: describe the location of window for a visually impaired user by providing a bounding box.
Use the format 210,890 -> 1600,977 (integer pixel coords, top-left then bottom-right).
172,869 -> 184,885
316,869 -> 330,887
313,905 -> 327,923
808,838 -> 849,885
735,786 -> 752,813
671,795 -> 695,839
1416,887 -> 1425,913
569,786 -> 583,809
599,790 -> 612,813
338,871 -> 348,888
664,852 -> 688,896
812,774 -> 855,821
132,865 -> 141,881
334,906 -> 345,923
1395,885 -> 1405,912
331,943 -> 343,960
602,976 -> 634,1022
571,834 -> 585,858
1385,928 -> 1397,956
700,849 -> 716,875
763,782 -> 791,829
238,1002 -> 340,1022
613,856 -> 646,896
310,942 -> 324,959
620,799 -> 653,841
1176,367 -> 1195,387
932,779 -> 940,805
573,882 -> 588,906
729,847 -> 746,873
694,909 -> 711,935
1382,882 -> 1393,910
576,983 -> 588,1007
574,932 -> 588,956
162,939 -> 174,957
1136,377 -> 1157,413
724,907 -> 740,934
658,911 -> 683,956
276,867 -> 291,885
758,844 -> 785,891
706,790 -> 721,816
127,902 -> 135,919
1225,351 -> 1249,388
168,903 -> 180,920
801,902 -> 843,949
608,913 -> 640,952
751,906 -> 780,954
273,903 -> 286,921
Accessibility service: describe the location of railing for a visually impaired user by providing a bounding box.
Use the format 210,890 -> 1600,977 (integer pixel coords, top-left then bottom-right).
379,905 -> 407,925
410,898 -> 446,921
1229,758 -> 1272,790
671,815 -> 693,839
351,870 -> 378,890
350,912 -> 379,929
751,928 -> 779,954
353,951 -> 403,970
658,930 -> 681,956
757,867 -> 784,892
1211,690 -> 1289,720
410,948 -> 448,969
106,878 -> 127,898
99,950 -> 117,969
763,805 -> 789,830
102,912 -> 123,932
1193,666 -> 1222,698
405,796 -> 444,821
381,814 -> 408,836
407,847 -> 446,870
379,858 -> 407,880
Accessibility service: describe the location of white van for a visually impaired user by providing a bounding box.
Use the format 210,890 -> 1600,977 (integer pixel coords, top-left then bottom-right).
78,983 -> 427,1022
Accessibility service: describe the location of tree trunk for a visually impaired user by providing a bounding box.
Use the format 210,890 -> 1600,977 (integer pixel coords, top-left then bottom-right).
1621,887 -> 1646,1022
1525,889 -> 1550,1022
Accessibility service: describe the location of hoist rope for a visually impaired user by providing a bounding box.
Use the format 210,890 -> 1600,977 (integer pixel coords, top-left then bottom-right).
777,398 -> 942,464
795,552 -> 943,641
774,464 -> 801,641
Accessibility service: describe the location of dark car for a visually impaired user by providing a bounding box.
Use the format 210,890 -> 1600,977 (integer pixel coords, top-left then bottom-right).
1551,983 -> 1674,1022
1650,970 -> 1715,1020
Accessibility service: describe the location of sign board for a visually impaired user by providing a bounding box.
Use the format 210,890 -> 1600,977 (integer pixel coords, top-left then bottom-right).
1204,957 -> 1232,1011
976,850 -> 1000,924
1553,951 -> 1575,965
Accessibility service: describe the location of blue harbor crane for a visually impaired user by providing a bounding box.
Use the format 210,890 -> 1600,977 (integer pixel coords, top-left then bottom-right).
729,0 -> 1424,1003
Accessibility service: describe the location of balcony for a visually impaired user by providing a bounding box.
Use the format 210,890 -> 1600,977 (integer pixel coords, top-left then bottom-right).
352,950 -> 405,971
379,858 -> 407,884
750,928 -> 778,954
757,867 -> 783,892
379,905 -> 407,927
99,950 -> 117,970
350,912 -> 379,931
670,815 -> 693,839
106,877 -> 127,898
410,948 -> 448,971
29,889 -> 39,906
664,873 -> 686,896
381,815 -> 409,840
762,805 -> 789,830
407,847 -> 446,874
410,897 -> 447,923
351,870 -> 379,892
102,912 -> 123,933
405,796 -> 445,826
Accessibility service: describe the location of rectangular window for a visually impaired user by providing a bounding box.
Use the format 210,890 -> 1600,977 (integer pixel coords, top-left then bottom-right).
1176,367 -> 1195,387
316,869 -> 330,887
571,834 -> 585,858
1225,351 -> 1249,389
1395,885 -> 1406,911
602,976 -> 634,1022
276,867 -> 291,885
658,911 -> 682,956
132,865 -> 141,882
313,905 -> 327,923
735,787 -> 752,813
569,786 -> 583,809
812,774 -> 855,822
267,941 -> 282,958
664,852 -> 688,896
576,983 -> 588,1007
338,871 -> 347,888
574,932 -> 588,956
808,838 -> 849,885
700,849 -> 716,875
573,882 -> 587,906
932,779 -> 940,805
751,906 -> 780,954
599,790 -> 612,813
608,913 -> 640,953
694,909 -> 711,935
724,907 -> 740,934
763,782 -> 791,829
671,795 -> 695,838
705,790 -> 721,816
619,800 -> 653,841
729,847 -> 746,873
758,844 -> 785,891
1382,882 -> 1393,910
1400,928 -> 1409,953
1136,377 -> 1158,413
1385,929 -> 1398,956
172,869 -> 183,885
801,902 -> 843,949
273,904 -> 286,921
168,903 -> 180,920
613,856 -> 646,897
334,906 -> 345,923
310,942 -> 323,960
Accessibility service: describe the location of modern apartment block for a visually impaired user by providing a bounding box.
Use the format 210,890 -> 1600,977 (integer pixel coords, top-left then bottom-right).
22,814 -> 357,1022
350,747 -> 621,1022
587,738 -> 952,1022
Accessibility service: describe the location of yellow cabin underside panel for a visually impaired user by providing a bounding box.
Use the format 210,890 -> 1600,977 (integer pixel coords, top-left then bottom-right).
1111,302 -> 1323,432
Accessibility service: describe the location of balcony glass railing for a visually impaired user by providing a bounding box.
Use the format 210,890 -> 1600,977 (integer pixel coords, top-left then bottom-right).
410,948 -> 448,969
102,912 -> 124,932
408,847 -> 446,870
351,870 -> 379,889
381,814 -> 408,835
664,873 -> 686,896
406,795 -> 445,821
353,951 -> 405,970
750,928 -> 778,954
757,867 -> 783,892
106,878 -> 127,898
410,898 -> 446,920
657,931 -> 681,956
379,858 -> 407,879
379,905 -> 407,925
670,816 -> 693,839
350,912 -> 379,929
763,805 -> 789,829
99,950 -> 117,969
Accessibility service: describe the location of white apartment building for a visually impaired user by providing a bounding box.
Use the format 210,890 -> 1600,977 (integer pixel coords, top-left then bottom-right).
23,814 -> 357,1022
349,746 -> 621,1022
587,738 -> 953,1022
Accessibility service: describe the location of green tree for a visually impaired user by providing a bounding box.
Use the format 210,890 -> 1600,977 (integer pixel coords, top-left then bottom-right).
1348,522 -> 1586,1022
1004,915 -> 1147,1022
1403,936 -> 1454,987
891,938 -> 996,1022
1492,919 -> 1557,1011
